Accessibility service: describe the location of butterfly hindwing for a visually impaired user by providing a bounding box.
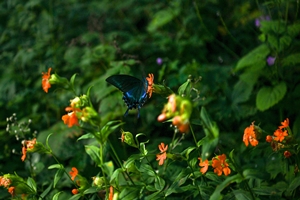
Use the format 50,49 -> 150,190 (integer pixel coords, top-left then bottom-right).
106,74 -> 148,117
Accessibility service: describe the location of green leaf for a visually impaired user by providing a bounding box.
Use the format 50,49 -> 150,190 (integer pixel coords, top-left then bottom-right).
110,168 -> 124,185
201,137 -> 218,160
256,82 -> 287,111
232,190 -> 252,200
27,177 -> 37,193
52,191 -> 62,200
48,164 -> 63,170
286,176 -> 300,195
282,53 -> 300,67
69,73 -> 77,91
85,145 -> 101,166
147,3 -> 180,32
68,194 -> 82,200
119,186 -> 141,200
178,78 -> 191,97
102,161 -> 114,177
235,44 -> 269,72
232,72 -> 260,104
100,120 -> 124,143
287,22 -> 300,38
53,168 -> 64,188
210,174 -> 243,200
154,176 -> 165,191
165,169 -> 190,196
243,169 -> 269,180
200,107 -> 219,138
83,186 -> 100,194
40,183 -> 53,199
77,133 -> 95,141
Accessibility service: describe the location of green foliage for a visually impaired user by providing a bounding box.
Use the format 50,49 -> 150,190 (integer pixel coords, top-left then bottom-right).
1,0 -> 300,199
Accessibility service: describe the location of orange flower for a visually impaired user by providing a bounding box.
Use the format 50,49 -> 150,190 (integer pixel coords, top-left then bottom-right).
21,138 -> 37,161
243,122 -> 258,147
146,73 -> 154,98
62,107 -> 80,127
211,154 -> 231,176
8,186 -> 15,196
172,116 -> 189,133
158,142 -> 168,153
198,158 -> 209,174
279,118 -> 289,129
72,189 -> 79,195
42,68 -> 52,93
69,167 -> 78,181
156,143 -> 168,165
0,176 -> 11,188
284,151 -> 292,158
109,186 -> 114,200
273,129 -> 288,142
266,135 -> 273,143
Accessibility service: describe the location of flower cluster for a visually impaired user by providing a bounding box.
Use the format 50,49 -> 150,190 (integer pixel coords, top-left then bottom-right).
266,118 -> 291,156
0,176 -> 14,196
243,122 -> 260,147
156,142 -> 168,165
21,138 -> 37,161
41,68 -> 69,93
157,94 -> 192,133
69,167 -> 90,195
198,154 -> 231,176
0,174 -> 31,198
62,95 -> 98,127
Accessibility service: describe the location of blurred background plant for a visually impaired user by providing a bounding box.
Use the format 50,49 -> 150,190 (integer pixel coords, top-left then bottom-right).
1,0 -> 300,199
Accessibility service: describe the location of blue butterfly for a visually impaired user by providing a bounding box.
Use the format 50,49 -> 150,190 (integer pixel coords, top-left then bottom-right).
106,74 -> 148,117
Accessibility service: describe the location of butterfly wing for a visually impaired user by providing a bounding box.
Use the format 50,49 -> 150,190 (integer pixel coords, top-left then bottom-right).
106,75 -> 148,117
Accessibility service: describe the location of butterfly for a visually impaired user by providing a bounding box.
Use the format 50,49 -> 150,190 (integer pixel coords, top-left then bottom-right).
106,74 -> 148,117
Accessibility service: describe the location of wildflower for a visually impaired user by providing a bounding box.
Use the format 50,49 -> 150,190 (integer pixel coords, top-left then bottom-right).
0,176 -> 11,188
109,186 -> 114,200
156,58 -> 163,65
273,129 -> 288,142
284,151 -> 292,158
157,94 -> 192,133
8,186 -> 15,197
69,167 -> 78,181
211,154 -> 231,176
120,129 -> 137,148
243,122 -> 259,147
42,68 -> 52,93
198,158 -> 209,174
62,107 -> 80,127
146,73 -> 154,98
156,143 -> 168,165
266,135 -> 273,143
279,118 -> 289,129
255,15 -> 270,27
266,56 -> 276,66
21,138 -> 37,161
72,189 -> 79,195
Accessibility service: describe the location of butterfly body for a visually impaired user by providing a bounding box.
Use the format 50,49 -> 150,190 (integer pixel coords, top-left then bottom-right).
106,75 -> 148,117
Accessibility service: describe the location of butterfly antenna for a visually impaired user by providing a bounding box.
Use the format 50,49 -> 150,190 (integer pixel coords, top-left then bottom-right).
124,108 -> 130,117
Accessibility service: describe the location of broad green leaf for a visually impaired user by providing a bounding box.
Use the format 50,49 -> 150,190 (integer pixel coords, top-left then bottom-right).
53,168 -> 64,188
154,176 -> 165,191
68,194 -> 82,200
147,3 -> 180,32
145,191 -> 164,200
282,53 -> 300,67
165,169 -> 190,196
27,177 -> 37,192
287,22 -> 300,37
85,145 -> 101,166
256,82 -> 287,111
279,35 -> 292,52
201,137 -> 218,160
243,169 -> 269,180
286,176 -> 300,195
123,154 -> 143,170
210,174 -> 243,200
119,186 -> 141,200
110,168 -> 124,185
232,72 -> 260,104
235,44 -> 269,72
100,120 -> 124,143
52,191 -> 62,200
102,161 -> 114,177
232,190 -> 252,200
178,78 -> 191,97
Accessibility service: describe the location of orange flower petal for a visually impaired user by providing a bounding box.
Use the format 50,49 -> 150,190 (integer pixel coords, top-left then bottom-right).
21,146 -> 27,161
279,118 -> 289,129
69,167 -> 78,181
109,186 -> 114,200
146,73 -> 154,98
42,68 -> 52,93
198,158 -> 209,174
72,189 -> 79,195
8,187 -> 15,196
156,152 -> 167,165
158,143 -> 168,153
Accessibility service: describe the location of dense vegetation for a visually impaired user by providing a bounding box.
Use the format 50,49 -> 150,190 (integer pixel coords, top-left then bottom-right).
1,0 -> 300,199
